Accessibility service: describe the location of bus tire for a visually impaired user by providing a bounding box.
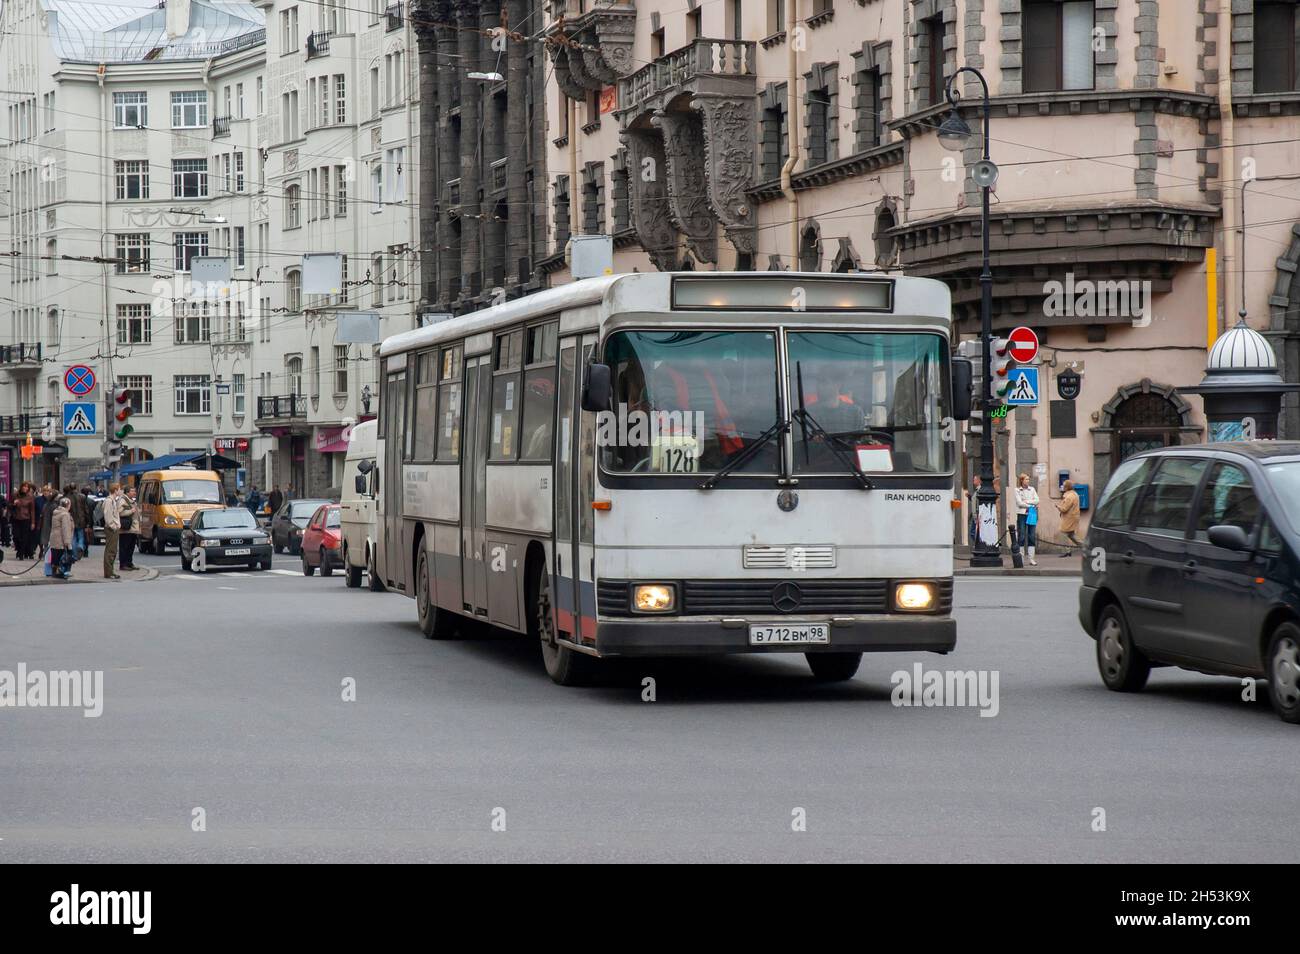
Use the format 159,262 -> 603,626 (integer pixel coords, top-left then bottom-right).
806,652 -> 862,682
416,547 -> 454,638
344,546 -> 363,588
367,545 -> 386,592
533,563 -> 598,686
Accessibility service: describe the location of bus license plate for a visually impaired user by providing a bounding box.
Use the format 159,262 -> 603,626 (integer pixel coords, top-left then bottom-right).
749,623 -> 830,645
224,548 -> 251,556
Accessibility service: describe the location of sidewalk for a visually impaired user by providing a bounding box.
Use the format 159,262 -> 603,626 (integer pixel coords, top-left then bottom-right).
0,545 -> 158,586
953,545 -> 1082,577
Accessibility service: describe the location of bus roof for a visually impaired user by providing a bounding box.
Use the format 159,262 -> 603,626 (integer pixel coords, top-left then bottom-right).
379,272 -> 951,358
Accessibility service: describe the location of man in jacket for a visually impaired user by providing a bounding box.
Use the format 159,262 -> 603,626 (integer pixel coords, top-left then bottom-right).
267,485 -> 284,518
102,482 -> 125,580
118,486 -> 139,571
64,484 -> 87,558
1057,480 -> 1083,557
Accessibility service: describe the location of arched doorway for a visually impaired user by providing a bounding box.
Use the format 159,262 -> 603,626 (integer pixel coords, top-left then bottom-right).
1092,379 -> 1201,493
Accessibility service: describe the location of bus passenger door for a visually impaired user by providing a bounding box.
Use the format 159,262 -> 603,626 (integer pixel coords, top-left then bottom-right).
553,335 -> 598,645
461,354 -> 491,616
382,369 -> 407,590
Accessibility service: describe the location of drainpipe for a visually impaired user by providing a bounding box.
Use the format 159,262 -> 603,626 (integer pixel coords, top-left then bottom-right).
569,97 -> 579,259
1216,0 -> 1236,338
781,0 -> 800,266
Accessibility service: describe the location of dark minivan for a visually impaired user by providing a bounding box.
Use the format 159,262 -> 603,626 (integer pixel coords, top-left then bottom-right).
1078,441 -> 1300,723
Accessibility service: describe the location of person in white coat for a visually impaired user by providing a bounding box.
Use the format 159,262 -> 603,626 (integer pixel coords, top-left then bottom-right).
1014,473 -> 1040,566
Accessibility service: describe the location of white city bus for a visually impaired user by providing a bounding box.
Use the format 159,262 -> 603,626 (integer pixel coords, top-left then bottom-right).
373,272 -> 972,685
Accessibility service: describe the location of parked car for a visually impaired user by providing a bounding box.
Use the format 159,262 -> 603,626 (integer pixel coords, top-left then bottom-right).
271,498 -> 332,555
340,420 -> 382,590
1079,441 -> 1300,723
180,507 -> 272,572
299,504 -> 343,577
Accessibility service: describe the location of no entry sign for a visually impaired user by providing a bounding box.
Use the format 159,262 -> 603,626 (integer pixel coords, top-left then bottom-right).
1007,326 -> 1039,364
64,364 -> 97,396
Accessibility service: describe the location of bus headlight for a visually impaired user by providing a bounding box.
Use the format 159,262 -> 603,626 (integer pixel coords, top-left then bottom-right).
633,583 -> 676,613
894,582 -> 937,612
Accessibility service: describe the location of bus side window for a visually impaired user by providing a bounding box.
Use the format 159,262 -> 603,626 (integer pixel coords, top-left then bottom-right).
520,321 -> 558,461
490,329 -> 523,460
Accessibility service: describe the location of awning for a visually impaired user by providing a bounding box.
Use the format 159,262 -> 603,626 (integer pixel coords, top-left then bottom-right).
117,452 -> 242,476
89,470 -> 111,482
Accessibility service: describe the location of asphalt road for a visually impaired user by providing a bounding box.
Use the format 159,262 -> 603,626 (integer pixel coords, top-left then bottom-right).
3,552 -> 1296,863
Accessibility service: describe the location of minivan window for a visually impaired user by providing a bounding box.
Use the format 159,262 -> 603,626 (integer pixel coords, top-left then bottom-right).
1091,456 -> 1152,528
1192,462 -> 1258,540
1264,461 -> 1300,532
161,479 -> 221,503
1132,457 -> 1208,537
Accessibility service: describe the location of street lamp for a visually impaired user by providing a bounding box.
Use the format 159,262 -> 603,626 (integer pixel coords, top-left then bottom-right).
940,67 -> 1002,567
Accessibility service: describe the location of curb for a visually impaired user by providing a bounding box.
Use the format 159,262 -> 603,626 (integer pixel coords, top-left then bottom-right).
0,565 -> 161,586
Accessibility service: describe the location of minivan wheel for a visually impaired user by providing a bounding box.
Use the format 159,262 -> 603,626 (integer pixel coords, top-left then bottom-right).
806,652 -> 863,682
1266,623 -> 1300,724
344,545 -> 362,588
367,545 -> 385,592
1096,603 -> 1150,692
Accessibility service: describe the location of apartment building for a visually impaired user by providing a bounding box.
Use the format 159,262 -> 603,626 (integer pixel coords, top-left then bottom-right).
540,0 -> 1300,546
0,0 -> 421,497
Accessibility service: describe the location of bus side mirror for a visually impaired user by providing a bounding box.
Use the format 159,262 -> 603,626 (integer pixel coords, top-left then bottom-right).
582,363 -> 613,413
356,459 -> 373,474
951,357 -> 973,420
355,475 -> 368,495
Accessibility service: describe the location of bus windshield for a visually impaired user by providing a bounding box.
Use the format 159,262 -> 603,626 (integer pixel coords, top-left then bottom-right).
601,328 -> 952,477
788,331 -> 952,474
602,330 -> 780,475
162,480 -> 222,503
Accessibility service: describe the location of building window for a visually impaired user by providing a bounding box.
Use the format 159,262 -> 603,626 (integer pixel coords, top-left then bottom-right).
120,375 -> 152,415
310,346 -> 321,397
285,184 -> 301,228
257,76 -> 265,115
729,0 -> 743,40
687,6 -> 702,40
651,27 -> 665,59
767,0 -> 785,37
856,66 -> 882,149
234,150 -> 245,192
1256,2 -> 1299,93
116,304 -> 152,344
173,232 -> 208,272
233,374 -> 246,416
553,175 -> 570,249
286,269 -> 302,313
175,302 -> 211,343
582,163 -> 605,234
922,14 -> 947,108
371,161 -> 383,206
48,307 -> 60,346
281,6 -> 300,53
236,82 -> 245,119
335,74 -> 347,124
172,158 -> 208,198
611,154 -> 630,232
114,160 -> 150,200
171,91 -> 208,128
1024,0 -> 1096,92
287,356 -> 303,396
281,90 -> 300,139
174,375 -> 211,415
804,64 -> 838,167
370,65 -> 381,117
234,226 -> 246,268
46,239 -> 57,275
760,83 -> 789,181
336,165 -> 348,217
334,344 -> 349,394
372,255 -> 383,306
385,147 -> 405,202
113,91 -> 148,128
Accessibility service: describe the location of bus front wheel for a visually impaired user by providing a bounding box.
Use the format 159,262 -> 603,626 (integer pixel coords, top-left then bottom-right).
534,564 -> 597,686
806,652 -> 862,682
416,548 -> 454,638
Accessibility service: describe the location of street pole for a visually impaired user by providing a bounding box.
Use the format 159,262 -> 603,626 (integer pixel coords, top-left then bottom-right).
941,67 -> 1002,567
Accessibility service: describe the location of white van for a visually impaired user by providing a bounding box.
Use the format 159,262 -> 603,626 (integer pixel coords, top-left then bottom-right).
340,419 -> 382,590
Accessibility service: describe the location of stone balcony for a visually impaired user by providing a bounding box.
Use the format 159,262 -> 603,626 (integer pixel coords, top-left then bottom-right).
546,1 -> 637,101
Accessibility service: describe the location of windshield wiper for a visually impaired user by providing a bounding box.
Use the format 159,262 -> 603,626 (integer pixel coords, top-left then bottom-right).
792,406 -> 874,490
700,418 -> 790,490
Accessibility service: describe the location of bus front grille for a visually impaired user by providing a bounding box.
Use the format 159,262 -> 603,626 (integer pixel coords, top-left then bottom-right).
596,579 -> 953,617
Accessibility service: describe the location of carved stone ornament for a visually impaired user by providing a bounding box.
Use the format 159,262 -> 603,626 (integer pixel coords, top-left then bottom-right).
623,128 -> 681,272
551,46 -> 590,102
652,110 -> 717,264
694,95 -> 757,256
591,8 -> 637,78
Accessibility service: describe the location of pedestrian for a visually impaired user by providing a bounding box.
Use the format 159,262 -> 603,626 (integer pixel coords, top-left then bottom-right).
11,482 -> 37,560
1014,473 -> 1040,566
36,485 -> 54,555
80,486 -> 96,556
0,490 -> 10,549
966,475 -> 982,546
64,484 -> 87,559
49,497 -> 75,580
268,484 -> 284,517
1057,479 -> 1083,557
38,485 -> 59,573
118,485 -> 140,571
102,482 -> 125,580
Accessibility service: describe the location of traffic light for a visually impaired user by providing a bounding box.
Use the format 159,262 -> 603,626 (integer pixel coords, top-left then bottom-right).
106,439 -> 123,465
112,384 -> 135,440
989,337 -> 1014,403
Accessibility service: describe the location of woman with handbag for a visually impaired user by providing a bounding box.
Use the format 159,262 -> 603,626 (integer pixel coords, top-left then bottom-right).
49,497 -> 75,580
1014,473 -> 1040,566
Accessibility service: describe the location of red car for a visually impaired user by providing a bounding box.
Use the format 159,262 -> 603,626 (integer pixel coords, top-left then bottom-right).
300,504 -> 343,577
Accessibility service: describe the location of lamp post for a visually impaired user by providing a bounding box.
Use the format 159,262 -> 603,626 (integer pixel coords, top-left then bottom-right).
938,67 -> 1002,567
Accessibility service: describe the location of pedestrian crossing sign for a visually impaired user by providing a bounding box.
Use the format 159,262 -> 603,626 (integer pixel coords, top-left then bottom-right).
1005,367 -> 1040,407
62,401 -> 98,435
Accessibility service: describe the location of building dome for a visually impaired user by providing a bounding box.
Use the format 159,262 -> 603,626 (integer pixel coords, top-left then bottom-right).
1208,319 -> 1276,371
